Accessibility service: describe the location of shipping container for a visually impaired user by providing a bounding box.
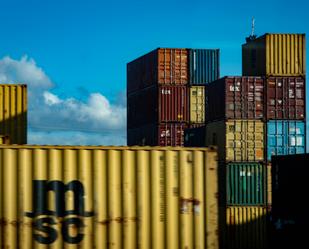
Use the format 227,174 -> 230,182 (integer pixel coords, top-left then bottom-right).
0,145 -> 219,249
271,154 -> 309,249
265,77 -> 305,120
184,125 -> 206,147
190,86 -> 205,123
266,120 -> 306,161
0,84 -> 27,144
242,33 -> 306,76
189,49 -> 220,85
127,85 -> 188,128
206,77 -> 264,121
128,123 -> 188,146
227,163 -> 267,205
127,48 -> 188,93
206,120 -> 264,162
225,206 -> 269,249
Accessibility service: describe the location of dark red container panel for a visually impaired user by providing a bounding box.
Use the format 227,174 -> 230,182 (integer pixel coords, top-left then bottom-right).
127,48 -> 188,94
266,77 -> 305,120
159,85 -> 188,123
127,85 -> 188,129
206,76 -> 264,122
127,123 -> 187,146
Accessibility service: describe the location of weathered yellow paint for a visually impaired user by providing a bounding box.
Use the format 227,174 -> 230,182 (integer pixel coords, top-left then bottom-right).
242,33 -> 305,76
206,120 -> 264,162
0,145 -> 219,249
226,206 -> 269,249
190,86 -> 205,123
0,84 -> 27,144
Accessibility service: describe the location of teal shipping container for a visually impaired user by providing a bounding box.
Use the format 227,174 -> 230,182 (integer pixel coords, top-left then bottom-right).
189,49 -> 220,85
267,120 -> 306,161
227,163 -> 267,205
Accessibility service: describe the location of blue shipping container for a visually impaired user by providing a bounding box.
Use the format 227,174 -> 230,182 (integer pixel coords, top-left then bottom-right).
267,120 -> 306,161
189,49 -> 220,85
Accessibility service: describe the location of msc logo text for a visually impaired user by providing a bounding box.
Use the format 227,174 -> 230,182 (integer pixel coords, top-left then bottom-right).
25,180 -> 94,244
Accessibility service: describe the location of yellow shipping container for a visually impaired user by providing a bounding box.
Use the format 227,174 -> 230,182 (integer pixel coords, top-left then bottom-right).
206,120 -> 264,162
0,145 -> 218,249
0,84 -> 27,144
242,33 -> 306,76
190,86 -> 205,123
225,206 -> 269,249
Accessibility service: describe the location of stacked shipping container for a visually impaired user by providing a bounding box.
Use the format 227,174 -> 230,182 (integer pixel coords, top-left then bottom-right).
127,48 -> 219,146
203,76 -> 268,249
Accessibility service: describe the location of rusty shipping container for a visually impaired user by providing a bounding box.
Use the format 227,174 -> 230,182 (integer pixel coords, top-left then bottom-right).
206,77 -> 264,121
190,86 -> 205,123
127,48 -> 188,93
242,33 -> 306,77
0,84 -> 27,144
265,76 -> 305,120
0,135 -> 10,144
0,145 -> 219,249
128,123 -> 187,146
127,85 -> 188,128
225,206 -> 269,249
206,120 -> 265,162
271,154 -> 309,249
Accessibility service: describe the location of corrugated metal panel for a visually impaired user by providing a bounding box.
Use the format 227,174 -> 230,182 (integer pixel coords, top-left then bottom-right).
127,85 -> 188,128
0,84 -> 27,144
206,120 -> 264,162
242,33 -> 306,76
184,125 -> 206,147
189,49 -> 220,85
227,163 -> 267,205
267,120 -> 306,161
128,123 -> 188,146
266,77 -> 305,120
159,85 -> 189,122
225,206 -> 269,249
206,77 -> 264,121
0,145 -> 218,249
190,86 -> 205,123
271,154 -> 309,249
158,48 -> 188,85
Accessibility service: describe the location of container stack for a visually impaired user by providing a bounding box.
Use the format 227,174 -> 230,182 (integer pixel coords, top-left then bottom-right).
0,84 -> 27,145
127,48 -> 219,146
243,33 -> 306,207
203,76 -> 268,249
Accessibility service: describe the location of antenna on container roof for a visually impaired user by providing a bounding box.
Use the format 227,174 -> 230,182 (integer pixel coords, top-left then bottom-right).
246,17 -> 257,42
251,17 -> 255,36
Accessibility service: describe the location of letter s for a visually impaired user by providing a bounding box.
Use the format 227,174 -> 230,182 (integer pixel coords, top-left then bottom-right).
34,217 -> 57,244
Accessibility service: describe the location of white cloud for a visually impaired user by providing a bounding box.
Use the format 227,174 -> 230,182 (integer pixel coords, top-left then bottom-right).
0,55 -> 126,145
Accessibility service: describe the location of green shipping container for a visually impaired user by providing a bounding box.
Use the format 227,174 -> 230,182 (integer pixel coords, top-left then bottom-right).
227,163 -> 267,205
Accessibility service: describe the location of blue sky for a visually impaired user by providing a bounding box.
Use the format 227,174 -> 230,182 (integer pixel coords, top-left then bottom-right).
0,0 -> 308,145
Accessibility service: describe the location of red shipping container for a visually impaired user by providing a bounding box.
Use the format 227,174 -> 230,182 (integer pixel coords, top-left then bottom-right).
127,85 -> 188,129
206,76 -> 265,121
127,123 -> 187,146
266,77 -> 305,120
127,48 -> 188,94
